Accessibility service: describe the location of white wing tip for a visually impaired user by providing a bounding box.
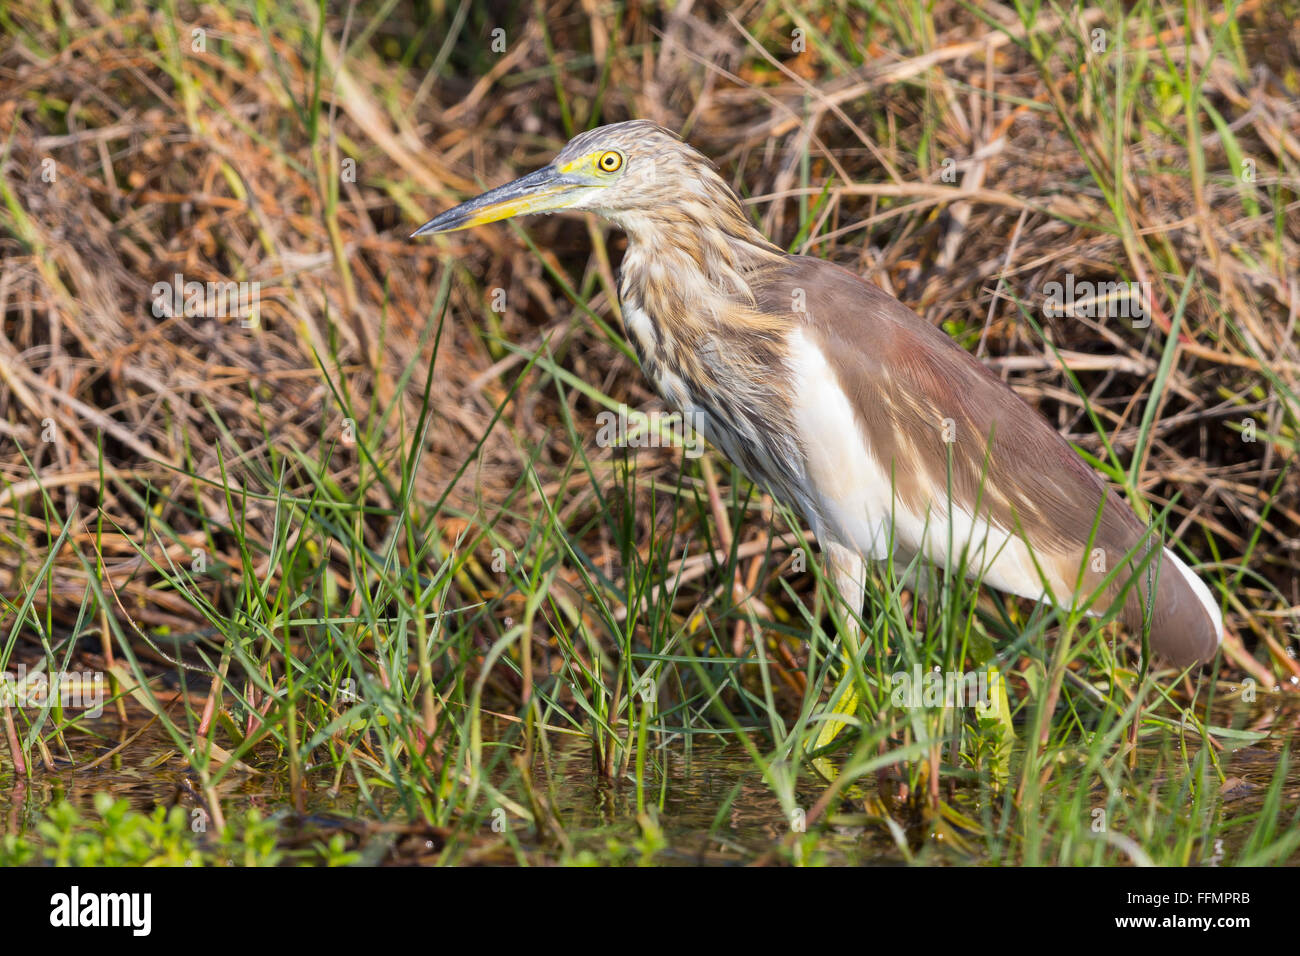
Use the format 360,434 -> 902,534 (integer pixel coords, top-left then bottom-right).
1166,547 -> 1224,647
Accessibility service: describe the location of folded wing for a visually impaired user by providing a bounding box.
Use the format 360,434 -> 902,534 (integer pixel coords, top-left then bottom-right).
755,257 -> 1221,666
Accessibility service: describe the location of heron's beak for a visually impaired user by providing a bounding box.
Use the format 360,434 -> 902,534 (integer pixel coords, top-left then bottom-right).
411,165 -> 588,237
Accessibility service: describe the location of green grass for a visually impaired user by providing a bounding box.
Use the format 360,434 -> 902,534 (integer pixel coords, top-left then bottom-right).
2,325 -> 1296,865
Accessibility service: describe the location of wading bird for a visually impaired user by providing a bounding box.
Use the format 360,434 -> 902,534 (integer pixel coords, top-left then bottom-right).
413,121 -> 1222,740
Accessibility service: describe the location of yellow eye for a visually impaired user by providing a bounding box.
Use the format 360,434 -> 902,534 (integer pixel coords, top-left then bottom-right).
597,150 -> 623,173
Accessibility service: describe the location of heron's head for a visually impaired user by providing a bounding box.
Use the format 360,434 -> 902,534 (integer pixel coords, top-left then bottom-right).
412,120 -> 741,238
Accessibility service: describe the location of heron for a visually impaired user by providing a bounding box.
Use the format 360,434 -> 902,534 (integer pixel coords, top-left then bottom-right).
413,120 -> 1223,746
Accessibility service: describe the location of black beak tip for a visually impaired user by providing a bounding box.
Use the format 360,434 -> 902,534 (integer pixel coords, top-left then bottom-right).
412,212 -> 462,238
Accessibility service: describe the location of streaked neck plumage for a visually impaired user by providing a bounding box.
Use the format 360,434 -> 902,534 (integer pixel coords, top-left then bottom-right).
609,169 -> 782,316
606,167 -> 819,528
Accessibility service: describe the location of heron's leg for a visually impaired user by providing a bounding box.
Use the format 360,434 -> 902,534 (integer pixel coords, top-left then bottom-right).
826,541 -> 867,635
813,542 -> 867,752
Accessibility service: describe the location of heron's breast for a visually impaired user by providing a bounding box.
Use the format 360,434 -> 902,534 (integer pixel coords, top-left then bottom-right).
618,294 -> 820,526
620,299 -> 707,437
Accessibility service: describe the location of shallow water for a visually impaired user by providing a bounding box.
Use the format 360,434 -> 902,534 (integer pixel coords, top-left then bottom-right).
2,699 -> 1297,865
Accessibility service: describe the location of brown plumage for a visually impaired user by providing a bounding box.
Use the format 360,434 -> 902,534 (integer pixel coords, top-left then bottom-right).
758,258 -> 1220,665
413,120 -> 1223,669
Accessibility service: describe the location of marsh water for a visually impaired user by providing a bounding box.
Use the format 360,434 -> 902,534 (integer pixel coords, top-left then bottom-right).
3,700 -> 1297,865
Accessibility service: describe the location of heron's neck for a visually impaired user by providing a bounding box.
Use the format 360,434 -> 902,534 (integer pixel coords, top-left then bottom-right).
614,206 -> 784,338
609,203 -> 810,530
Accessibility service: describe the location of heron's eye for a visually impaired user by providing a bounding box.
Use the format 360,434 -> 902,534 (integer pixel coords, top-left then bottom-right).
597,150 -> 624,173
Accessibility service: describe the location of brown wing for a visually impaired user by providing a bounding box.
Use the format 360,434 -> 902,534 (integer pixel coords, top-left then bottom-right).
753,256 -> 1219,665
